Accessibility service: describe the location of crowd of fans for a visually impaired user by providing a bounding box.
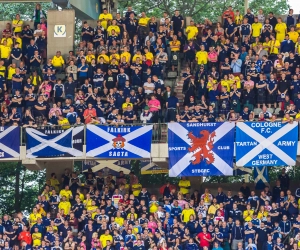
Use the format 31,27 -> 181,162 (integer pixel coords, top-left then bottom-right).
1,3 -> 300,250
2,166 -> 300,250
1,5 -> 300,128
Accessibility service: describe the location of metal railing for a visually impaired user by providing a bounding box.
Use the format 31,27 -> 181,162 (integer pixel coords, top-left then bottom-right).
20,123 -> 168,146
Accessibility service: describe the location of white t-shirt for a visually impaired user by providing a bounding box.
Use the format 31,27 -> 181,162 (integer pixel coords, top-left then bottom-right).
143,82 -> 155,95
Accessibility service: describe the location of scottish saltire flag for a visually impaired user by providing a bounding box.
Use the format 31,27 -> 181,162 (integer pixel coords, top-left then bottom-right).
140,160 -> 168,174
82,160 -> 132,175
0,126 -> 20,158
236,122 -> 298,167
254,166 -> 269,190
26,127 -> 84,158
233,163 -> 253,176
86,125 -> 153,158
168,122 -> 235,177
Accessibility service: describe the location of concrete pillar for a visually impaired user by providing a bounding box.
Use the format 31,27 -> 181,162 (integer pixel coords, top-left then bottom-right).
186,17 -> 192,27
47,9 -> 75,59
244,0 -> 249,14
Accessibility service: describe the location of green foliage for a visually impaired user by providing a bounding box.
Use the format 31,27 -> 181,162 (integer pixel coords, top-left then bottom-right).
0,3 -> 51,21
118,0 -> 289,22
0,162 -> 45,215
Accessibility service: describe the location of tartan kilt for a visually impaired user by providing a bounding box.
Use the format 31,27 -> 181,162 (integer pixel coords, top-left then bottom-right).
267,91 -> 277,104
257,89 -> 266,104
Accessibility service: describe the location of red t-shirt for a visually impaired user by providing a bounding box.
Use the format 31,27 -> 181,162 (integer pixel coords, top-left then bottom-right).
197,232 -> 211,248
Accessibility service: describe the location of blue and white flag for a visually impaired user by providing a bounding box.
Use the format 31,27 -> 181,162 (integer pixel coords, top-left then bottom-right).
82,160 -> 132,175
254,166 -> 269,190
236,122 -> 298,167
86,125 -> 153,158
168,122 -> 235,177
26,126 -> 84,158
0,126 -> 20,158
233,164 -> 253,176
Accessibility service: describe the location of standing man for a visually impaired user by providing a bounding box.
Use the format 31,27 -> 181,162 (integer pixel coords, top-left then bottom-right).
171,10 -> 184,35
230,219 -> 244,250
278,168 -> 290,193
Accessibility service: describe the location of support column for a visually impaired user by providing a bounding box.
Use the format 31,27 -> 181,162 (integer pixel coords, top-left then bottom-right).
244,0 -> 249,14
47,9 -> 75,59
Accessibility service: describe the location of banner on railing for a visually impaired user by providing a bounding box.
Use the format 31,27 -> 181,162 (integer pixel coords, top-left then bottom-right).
0,126 -> 20,158
26,126 -> 84,158
86,125 -> 153,158
168,122 -> 235,177
236,122 -> 298,167
82,160 -> 132,175
140,160 -> 168,175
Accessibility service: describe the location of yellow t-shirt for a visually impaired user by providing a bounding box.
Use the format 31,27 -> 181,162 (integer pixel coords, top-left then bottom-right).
86,54 -> 96,64
257,211 -> 268,220
7,67 -> 16,80
58,118 -> 70,129
230,77 -> 241,89
178,180 -> 191,195
170,40 -> 181,52
107,25 -> 120,36
1,45 -> 11,59
0,65 -> 6,77
58,201 -> 71,215
52,56 -> 65,67
87,205 -> 98,219
196,51 -> 208,65
270,40 -> 280,54
235,15 -> 243,25
139,17 -> 150,26
31,76 -> 41,86
132,54 -> 143,63
115,217 -> 124,227
49,178 -> 60,192
207,80 -> 217,91
145,52 -> 153,61
12,19 -> 23,33
83,199 -> 93,208
59,189 -> 72,201
186,26 -> 198,40
182,208 -> 196,222
243,209 -> 254,222
208,204 -> 220,216
97,54 -> 109,64
29,213 -> 42,226
98,13 -> 113,29
296,23 -> 300,34
296,42 -> 300,54
275,23 -> 287,42
221,80 -> 231,92
132,183 -> 142,196
263,41 -> 271,52
15,37 -> 22,49
252,22 -> 262,37
120,51 -> 131,63
110,53 -> 120,63
288,31 -> 299,43
1,38 -> 13,48
100,234 -> 113,248
149,201 -> 159,213
32,232 -> 42,246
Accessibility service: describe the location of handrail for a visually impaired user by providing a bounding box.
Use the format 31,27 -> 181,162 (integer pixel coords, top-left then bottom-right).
20,123 -> 168,146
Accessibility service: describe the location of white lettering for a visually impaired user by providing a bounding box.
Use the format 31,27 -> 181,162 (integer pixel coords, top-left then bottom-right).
186,123 -> 217,127
251,160 -> 278,166
277,141 -> 295,146
258,154 -> 273,160
191,169 -> 210,173
250,122 -> 282,128
217,146 -> 230,150
236,141 -> 258,146
168,147 -> 187,151
107,127 -> 131,133
109,151 -> 129,157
